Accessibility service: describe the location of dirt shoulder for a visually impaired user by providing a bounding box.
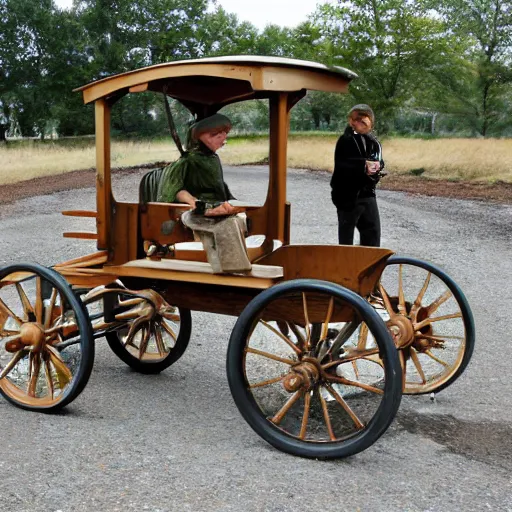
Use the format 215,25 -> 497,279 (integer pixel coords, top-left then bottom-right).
1,165 -> 511,205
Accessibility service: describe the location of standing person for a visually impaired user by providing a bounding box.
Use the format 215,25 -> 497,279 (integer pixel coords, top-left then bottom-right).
330,104 -> 385,247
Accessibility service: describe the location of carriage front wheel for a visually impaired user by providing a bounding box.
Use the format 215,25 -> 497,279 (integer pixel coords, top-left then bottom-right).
227,279 -> 402,459
0,263 -> 94,411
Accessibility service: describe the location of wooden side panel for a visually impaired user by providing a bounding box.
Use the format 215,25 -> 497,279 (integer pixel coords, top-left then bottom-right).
258,245 -> 394,296
111,202 -> 140,265
139,203 -> 195,245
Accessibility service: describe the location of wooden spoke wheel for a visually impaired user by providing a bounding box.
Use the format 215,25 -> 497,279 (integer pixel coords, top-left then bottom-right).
227,279 -> 402,459
0,264 -> 94,411
105,290 -> 191,374
372,256 -> 475,395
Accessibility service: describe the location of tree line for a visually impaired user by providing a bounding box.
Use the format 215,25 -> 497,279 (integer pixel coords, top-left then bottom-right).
0,0 -> 511,139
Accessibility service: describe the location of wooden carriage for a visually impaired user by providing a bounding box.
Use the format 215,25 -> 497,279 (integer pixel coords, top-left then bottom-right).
0,57 -> 475,459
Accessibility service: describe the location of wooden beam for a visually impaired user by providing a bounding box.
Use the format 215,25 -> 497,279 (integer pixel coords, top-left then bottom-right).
61,210 -> 97,218
266,93 -> 289,242
63,232 -> 98,240
129,83 -> 149,93
95,99 -> 112,250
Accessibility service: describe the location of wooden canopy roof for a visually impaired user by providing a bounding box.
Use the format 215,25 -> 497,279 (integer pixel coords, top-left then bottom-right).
74,56 -> 357,113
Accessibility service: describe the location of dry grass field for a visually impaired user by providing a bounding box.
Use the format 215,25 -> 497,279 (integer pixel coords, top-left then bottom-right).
1,136 -> 511,186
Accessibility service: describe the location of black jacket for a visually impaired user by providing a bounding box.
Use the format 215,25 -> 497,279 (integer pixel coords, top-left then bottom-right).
330,126 -> 384,210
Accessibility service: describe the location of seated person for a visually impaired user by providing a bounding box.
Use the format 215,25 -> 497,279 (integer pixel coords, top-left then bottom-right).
157,113 -> 240,216
157,113 -> 250,273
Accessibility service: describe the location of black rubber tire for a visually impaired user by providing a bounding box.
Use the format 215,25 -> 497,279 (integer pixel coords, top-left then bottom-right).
227,278 -> 402,459
0,263 -> 94,411
106,307 -> 192,374
383,256 -> 475,395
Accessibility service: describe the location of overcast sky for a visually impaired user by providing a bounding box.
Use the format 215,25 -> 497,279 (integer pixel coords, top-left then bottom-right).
53,0 -> 334,30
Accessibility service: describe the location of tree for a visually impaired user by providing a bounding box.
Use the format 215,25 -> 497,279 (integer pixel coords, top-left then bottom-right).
432,0 -> 512,135
309,0 -> 464,132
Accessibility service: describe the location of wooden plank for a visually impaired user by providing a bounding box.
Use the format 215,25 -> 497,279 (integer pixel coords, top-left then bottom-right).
106,259 -> 283,289
54,251 -> 109,269
63,232 -> 98,240
119,259 -> 283,278
61,210 -> 97,218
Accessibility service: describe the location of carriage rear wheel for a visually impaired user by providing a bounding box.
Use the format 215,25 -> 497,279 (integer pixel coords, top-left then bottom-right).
372,256 -> 475,395
227,279 -> 402,459
105,291 -> 191,374
0,264 -> 94,411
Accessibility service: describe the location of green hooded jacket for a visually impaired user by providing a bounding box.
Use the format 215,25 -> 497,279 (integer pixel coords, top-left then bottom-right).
156,116 -> 234,203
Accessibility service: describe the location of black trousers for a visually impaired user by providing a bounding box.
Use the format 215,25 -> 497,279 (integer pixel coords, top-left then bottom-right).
337,196 -> 381,247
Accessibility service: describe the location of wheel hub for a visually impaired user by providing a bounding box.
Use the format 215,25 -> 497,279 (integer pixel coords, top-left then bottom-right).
283,357 -> 321,393
386,315 -> 414,348
6,323 -> 46,353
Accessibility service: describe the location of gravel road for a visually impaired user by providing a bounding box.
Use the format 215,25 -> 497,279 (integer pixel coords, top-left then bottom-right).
0,165 -> 511,512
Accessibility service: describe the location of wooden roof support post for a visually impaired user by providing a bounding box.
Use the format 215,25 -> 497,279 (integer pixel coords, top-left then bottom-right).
95,99 -> 112,251
266,92 -> 289,243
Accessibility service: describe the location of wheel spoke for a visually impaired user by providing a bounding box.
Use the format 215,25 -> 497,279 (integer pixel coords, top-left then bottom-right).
302,293 -> 311,349
28,354 -> 42,397
421,333 -> 464,341
270,390 -> 302,425
424,349 -> 450,367
320,297 -> 334,342
409,348 -> 427,384
425,290 -> 453,316
44,288 -> 59,329
160,320 -> 177,342
138,326 -> 151,360
397,265 -> 406,314
324,383 -> 365,429
249,375 -> 286,389
43,357 -> 55,399
160,311 -> 180,322
351,361 -> 360,379
154,324 -> 167,356
322,347 -> 380,369
414,312 -> 462,331
399,351 -> 406,389
16,283 -> 35,320
357,322 -> 369,350
0,297 -> 23,326
378,284 -> 395,318
260,320 -> 302,355
0,350 -> 26,379
46,345 -> 73,388
318,388 -> 336,441
327,374 -> 384,395
35,277 -> 44,324
287,322 -> 306,349
245,347 -> 296,366
299,391 -> 311,439
1,328 -> 20,336
410,271 -> 431,318
322,321 -> 359,361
